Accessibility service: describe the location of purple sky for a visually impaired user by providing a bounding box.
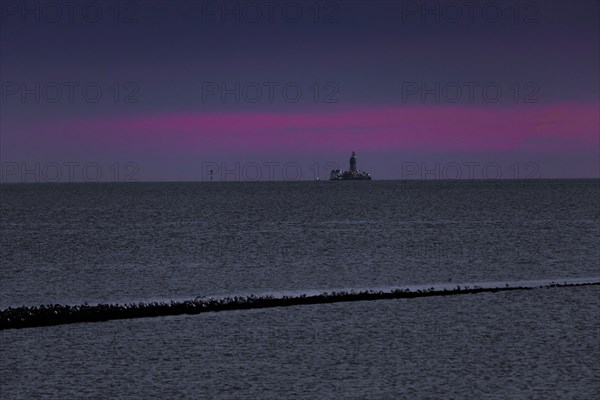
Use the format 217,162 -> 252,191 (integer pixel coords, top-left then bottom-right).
1,0 -> 598,181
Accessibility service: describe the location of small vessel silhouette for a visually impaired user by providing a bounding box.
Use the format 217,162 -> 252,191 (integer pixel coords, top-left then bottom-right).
330,151 -> 372,180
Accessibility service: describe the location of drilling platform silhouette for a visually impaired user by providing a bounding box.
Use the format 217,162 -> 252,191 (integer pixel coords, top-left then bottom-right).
330,151 -> 372,180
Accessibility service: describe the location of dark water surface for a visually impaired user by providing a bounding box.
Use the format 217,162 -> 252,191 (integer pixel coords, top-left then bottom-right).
1,180 -> 599,398
1,180 -> 598,307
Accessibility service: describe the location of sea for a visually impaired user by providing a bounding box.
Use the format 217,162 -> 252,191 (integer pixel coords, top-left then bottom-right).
1,180 -> 599,399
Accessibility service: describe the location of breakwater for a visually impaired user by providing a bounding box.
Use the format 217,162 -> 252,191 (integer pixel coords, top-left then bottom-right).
2,281 -> 598,330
